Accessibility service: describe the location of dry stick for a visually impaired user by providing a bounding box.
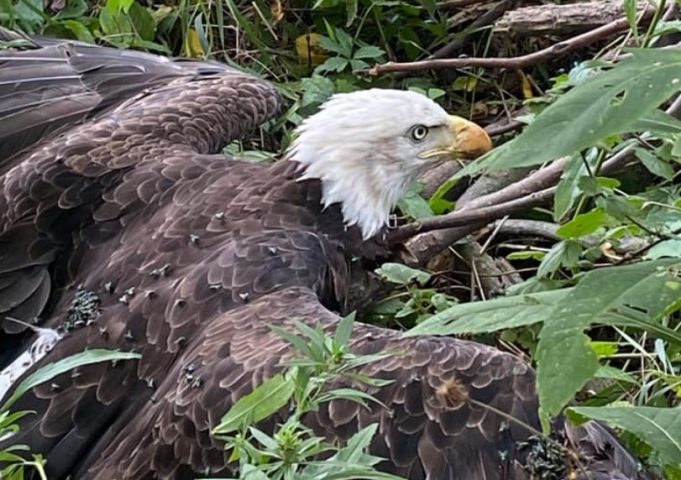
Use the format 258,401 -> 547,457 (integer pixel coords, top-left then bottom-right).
389,187 -> 555,244
367,12 -> 652,76
437,0 -> 490,10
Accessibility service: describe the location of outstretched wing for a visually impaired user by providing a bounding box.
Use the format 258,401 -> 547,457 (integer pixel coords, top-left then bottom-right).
0,33 -> 281,358
0,26 -> 238,165
81,287 -> 539,480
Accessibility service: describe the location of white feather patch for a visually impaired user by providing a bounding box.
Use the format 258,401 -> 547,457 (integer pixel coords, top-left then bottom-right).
0,327 -> 64,402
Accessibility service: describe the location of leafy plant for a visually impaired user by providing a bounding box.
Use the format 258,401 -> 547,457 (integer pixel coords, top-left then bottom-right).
211,314 -> 400,480
0,349 -> 141,478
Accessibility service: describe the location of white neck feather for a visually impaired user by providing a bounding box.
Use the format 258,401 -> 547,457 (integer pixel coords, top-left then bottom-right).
288,144 -> 413,239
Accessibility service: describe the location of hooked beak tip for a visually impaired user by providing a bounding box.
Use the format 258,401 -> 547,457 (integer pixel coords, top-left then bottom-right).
449,115 -> 492,160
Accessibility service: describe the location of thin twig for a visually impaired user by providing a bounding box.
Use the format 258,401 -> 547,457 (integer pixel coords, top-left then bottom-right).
367,12 -> 653,76
437,0 -> 488,9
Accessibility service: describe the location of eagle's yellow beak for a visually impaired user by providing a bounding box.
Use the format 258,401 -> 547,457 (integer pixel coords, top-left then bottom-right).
418,115 -> 492,161
447,115 -> 492,159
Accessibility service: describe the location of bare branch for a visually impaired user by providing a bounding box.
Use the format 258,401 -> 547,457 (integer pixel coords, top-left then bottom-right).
367,12 -> 653,76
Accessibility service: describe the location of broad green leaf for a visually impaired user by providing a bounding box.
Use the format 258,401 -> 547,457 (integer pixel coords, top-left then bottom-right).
62,20 -> 95,43
406,289 -> 568,336
645,239 -> 681,260
375,263 -> 431,285
556,208 -> 611,238
128,2 -> 155,41
1,349 -> 140,412
630,108 -> 681,134
569,406 -> 681,465
212,373 -> 295,435
537,260 -> 681,416
457,49 -> 681,177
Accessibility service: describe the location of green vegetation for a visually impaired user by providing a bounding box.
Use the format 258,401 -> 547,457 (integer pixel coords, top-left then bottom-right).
1,0 -> 681,478
211,315 -> 400,480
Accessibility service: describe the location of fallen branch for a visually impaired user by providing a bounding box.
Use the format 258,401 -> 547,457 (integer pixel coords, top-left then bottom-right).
367,12 -> 652,76
388,187 -> 555,244
494,0 -> 646,36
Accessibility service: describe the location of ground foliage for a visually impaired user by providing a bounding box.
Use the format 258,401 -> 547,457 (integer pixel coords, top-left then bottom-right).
1,0 -> 681,478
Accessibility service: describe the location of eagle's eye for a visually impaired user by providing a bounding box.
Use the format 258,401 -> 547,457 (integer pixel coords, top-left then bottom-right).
409,125 -> 429,142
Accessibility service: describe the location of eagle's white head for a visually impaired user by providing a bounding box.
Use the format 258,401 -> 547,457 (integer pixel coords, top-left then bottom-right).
286,89 -> 491,240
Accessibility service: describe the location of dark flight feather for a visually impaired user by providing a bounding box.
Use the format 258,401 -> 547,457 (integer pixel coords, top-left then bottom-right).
0,29 -> 653,480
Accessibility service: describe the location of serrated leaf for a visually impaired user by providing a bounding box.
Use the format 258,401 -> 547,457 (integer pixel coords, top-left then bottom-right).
213,374 -> 295,435
537,259 -> 681,416
457,49 -> 681,177
1,349 -> 140,412
353,45 -> 384,60
569,406 -> 681,465
375,263 -> 431,285
316,56 -> 349,73
407,289 -> 568,336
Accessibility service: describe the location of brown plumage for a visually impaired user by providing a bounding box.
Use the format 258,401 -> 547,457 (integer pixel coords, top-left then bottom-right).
0,30 -> 650,480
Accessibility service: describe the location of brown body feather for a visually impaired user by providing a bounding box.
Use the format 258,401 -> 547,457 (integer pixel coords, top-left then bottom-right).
0,30 -> 651,480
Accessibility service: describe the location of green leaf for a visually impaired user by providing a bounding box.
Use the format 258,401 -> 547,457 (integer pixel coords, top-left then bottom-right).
537,240 -> 582,277
554,156 -> 588,221
636,148 -> 676,180
128,2 -> 155,41
1,349 -> 140,412
407,289 -> 568,336
375,263 -> 431,285
536,260 -> 681,416
569,406 -> 681,465
61,20 -> 95,43
345,0 -> 358,26
397,190 -> 433,220
556,208 -> 611,239
334,312 -> 356,347
353,46 -> 384,60
630,108 -> 681,134
316,57 -> 349,73
212,373 -> 295,435
458,49 -> 681,177
594,365 -> 638,384
623,0 -> 638,36
645,239 -> 681,259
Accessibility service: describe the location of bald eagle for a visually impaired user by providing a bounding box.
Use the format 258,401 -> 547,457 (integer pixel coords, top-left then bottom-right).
0,30 -> 649,480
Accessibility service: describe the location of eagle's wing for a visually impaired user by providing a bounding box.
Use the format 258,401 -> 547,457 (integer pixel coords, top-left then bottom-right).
0,26 -> 239,165
0,35 -> 281,353
79,287 -> 538,480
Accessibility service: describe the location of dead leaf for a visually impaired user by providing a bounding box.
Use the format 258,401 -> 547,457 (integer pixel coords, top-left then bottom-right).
295,33 -> 327,66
